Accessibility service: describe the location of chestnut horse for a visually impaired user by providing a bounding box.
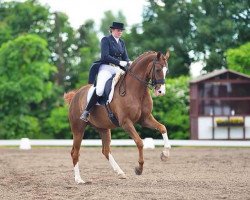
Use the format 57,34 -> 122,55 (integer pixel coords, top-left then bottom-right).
64,50 -> 171,184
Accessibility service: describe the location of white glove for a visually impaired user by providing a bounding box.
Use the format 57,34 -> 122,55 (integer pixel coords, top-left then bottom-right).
129,61 -> 133,65
119,61 -> 128,67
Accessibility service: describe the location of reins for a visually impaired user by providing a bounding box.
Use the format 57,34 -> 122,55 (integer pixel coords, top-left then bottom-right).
119,53 -> 166,96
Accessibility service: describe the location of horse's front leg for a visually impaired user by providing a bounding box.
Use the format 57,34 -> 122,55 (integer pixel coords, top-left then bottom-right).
99,129 -> 126,179
140,114 -> 171,161
121,120 -> 144,175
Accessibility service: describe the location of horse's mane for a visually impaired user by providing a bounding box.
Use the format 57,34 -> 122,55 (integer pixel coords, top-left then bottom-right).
131,51 -> 157,67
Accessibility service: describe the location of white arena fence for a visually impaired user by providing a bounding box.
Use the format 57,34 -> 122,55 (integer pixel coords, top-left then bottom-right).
0,139 -> 250,147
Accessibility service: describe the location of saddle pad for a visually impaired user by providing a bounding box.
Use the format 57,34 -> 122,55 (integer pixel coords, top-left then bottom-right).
87,71 -> 124,105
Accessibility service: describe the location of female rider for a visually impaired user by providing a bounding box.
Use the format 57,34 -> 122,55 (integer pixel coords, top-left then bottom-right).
80,22 -> 131,121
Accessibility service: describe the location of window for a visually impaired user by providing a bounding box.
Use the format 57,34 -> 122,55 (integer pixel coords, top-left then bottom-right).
198,82 -> 250,116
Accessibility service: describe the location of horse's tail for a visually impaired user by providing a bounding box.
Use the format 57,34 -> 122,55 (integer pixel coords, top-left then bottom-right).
64,90 -> 77,105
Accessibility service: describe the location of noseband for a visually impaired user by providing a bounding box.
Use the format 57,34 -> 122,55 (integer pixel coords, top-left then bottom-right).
148,58 -> 166,87
128,57 -> 167,88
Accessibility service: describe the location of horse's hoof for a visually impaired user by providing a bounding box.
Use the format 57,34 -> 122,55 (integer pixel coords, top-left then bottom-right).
135,167 -> 142,175
75,178 -> 85,184
160,149 -> 170,162
118,173 -> 127,179
84,181 -> 92,185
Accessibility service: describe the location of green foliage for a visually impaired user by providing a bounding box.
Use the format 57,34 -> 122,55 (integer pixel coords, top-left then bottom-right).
190,0 -> 250,72
226,42 -> 250,75
76,20 -> 99,87
126,0 -> 250,75
0,0 -> 100,139
125,0 -> 192,77
44,106 -> 71,139
0,0 -> 50,44
0,115 -> 40,139
151,76 -> 190,139
1,0 -> 248,140
47,11 -> 78,90
0,34 -> 56,139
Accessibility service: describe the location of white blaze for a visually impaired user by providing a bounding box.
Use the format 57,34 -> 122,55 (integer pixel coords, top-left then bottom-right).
155,66 -> 167,96
163,66 -> 167,77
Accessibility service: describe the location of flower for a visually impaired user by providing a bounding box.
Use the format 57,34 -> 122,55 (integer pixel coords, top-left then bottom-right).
215,117 -> 244,126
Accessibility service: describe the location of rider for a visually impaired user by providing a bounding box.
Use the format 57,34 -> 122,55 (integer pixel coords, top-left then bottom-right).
80,21 -> 131,122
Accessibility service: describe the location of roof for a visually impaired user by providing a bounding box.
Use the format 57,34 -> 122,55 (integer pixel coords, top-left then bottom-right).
190,69 -> 250,83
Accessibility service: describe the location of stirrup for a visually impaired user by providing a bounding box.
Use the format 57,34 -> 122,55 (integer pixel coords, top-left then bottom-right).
80,110 -> 90,122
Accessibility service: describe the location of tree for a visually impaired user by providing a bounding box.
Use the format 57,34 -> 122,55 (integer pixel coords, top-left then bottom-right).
0,0 -> 50,45
126,0 -> 250,75
75,20 -> 100,87
126,0 -> 192,77
46,11 -> 77,91
226,42 -> 250,75
190,0 -> 250,72
151,76 -> 190,139
100,10 -> 127,36
0,34 -> 56,139
0,0 -> 100,92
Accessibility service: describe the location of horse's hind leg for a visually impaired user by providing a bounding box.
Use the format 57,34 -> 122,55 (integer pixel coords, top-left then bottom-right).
140,114 -> 171,161
98,129 -> 126,179
71,122 -> 86,184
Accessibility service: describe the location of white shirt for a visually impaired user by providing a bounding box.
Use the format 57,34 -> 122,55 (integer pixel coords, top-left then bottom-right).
113,36 -> 119,43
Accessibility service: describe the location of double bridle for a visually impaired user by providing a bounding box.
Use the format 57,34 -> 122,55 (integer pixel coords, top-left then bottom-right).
127,57 -> 167,88
118,54 -> 168,96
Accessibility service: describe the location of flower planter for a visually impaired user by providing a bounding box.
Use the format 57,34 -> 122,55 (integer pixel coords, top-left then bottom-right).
217,123 -> 244,127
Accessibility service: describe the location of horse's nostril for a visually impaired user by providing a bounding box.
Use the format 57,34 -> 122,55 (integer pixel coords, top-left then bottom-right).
159,91 -> 161,93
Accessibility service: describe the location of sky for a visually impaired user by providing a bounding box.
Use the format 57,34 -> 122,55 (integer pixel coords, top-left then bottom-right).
2,0 -> 147,28
38,0 -> 147,29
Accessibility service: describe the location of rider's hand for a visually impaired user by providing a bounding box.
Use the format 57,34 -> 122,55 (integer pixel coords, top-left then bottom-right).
119,61 -> 128,67
129,61 -> 133,65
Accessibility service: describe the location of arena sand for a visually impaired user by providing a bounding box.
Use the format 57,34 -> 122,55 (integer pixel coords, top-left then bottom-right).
0,147 -> 249,200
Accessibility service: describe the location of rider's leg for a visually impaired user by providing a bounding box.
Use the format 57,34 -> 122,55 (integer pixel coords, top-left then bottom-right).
95,70 -> 113,96
80,89 -> 99,121
80,68 -> 112,121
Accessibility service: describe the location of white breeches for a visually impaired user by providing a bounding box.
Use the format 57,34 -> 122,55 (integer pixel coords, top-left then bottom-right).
96,64 -> 122,96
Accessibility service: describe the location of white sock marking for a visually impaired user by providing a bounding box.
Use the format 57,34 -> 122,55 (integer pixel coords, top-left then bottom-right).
108,153 -> 125,175
74,162 -> 85,183
162,133 -> 171,148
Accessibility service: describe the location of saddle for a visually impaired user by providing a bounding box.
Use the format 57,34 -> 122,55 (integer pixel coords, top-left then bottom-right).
87,72 -> 123,126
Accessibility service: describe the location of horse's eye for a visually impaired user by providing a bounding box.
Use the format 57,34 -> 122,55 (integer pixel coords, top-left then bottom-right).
156,69 -> 162,72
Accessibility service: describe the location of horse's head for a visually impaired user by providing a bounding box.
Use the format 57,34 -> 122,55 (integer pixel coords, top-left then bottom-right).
148,50 -> 170,96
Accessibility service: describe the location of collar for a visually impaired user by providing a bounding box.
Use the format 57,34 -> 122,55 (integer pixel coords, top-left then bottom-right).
111,35 -> 120,43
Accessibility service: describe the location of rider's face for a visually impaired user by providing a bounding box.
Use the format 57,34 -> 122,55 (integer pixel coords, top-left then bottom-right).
111,29 -> 123,38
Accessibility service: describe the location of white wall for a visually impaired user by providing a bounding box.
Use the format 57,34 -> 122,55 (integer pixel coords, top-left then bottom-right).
245,117 -> 250,139
198,116 -> 250,140
198,117 -> 213,139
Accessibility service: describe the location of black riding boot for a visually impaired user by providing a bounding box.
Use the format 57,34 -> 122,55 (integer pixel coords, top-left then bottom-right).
80,89 -> 99,122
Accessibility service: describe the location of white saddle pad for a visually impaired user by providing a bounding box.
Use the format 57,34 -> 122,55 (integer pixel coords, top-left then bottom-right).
87,71 -> 124,105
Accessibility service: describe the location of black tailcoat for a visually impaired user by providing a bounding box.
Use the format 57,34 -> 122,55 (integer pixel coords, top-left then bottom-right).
88,35 -> 129,84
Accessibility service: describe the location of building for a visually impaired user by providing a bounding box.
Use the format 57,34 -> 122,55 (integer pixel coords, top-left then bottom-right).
190,69 -> 250,140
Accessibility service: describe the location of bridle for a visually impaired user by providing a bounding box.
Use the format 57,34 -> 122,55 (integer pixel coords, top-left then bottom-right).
118,53 -> 168,97
127,56 -> 168,88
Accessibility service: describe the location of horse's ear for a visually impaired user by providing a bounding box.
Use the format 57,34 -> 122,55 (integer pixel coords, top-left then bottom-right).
165,49 -> 170,59
157,51 -> 161,60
